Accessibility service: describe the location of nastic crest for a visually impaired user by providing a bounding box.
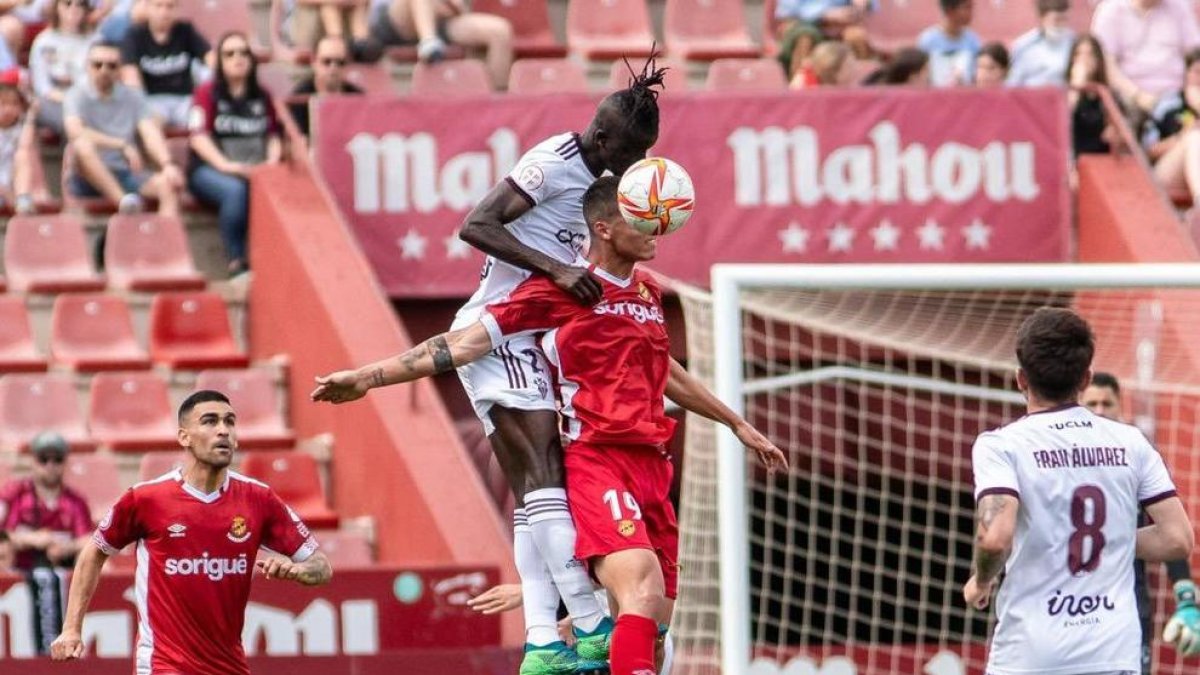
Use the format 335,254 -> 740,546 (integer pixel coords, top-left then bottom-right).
227,515 -> 251,543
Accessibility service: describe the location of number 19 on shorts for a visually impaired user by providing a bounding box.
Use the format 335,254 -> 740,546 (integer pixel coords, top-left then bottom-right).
603,489 -> 642,521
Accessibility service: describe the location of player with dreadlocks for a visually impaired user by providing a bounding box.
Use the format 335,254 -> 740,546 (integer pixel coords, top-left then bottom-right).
439,50 -> 779,674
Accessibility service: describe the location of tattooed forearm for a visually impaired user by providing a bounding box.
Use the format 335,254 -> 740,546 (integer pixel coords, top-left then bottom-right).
975,548 -> 1007,584
369,368 -> 385,388
974,495 -> 1013,583
427,336 -> 454,374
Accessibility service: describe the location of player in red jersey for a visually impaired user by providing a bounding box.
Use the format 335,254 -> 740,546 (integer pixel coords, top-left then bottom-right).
313,175 -> 788,675
49,390 -> 333,674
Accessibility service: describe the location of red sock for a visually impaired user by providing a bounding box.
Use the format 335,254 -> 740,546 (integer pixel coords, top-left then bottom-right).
610,613 -> 658,675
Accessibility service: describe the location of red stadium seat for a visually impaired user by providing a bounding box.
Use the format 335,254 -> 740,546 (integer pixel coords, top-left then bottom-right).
567,0 -> 656,61
88,372 -> 178,452
607,57 -> 691,93
410,60 -> 493,95
472,0 -> 566,57
312,530 -> 374,567
1069,0 -> 1100,33
664,0 -> 759,61
64,453 -> 124,519
138,452 -> 186,482
508,58 -> 590,94
0,296 -> 47,372
972,0 -> 1040,44
105,214 -> 206,292
343,64 -> 399,94
177,0 -> 270,58
50,294 -> 151,371
762,0 -> 781,56
149,292 -> 249,370
195,369 -> 295,449
704,58 -> 787,90
239,452 -> 339,529
0,458 -> 11,488
4,214 -> 105,293
863,0 -> 940,52
0,373 -> 94,452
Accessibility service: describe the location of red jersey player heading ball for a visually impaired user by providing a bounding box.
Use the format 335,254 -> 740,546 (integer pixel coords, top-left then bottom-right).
51,390 -> 333,674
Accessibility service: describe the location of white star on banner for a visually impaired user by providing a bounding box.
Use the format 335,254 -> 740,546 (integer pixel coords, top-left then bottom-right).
917,218 -> 945,251
870,219 -> 901,251
398,229 -> 428,259
827,222 -> 855,253
963,218 -> 992,250
445,232 -> 472,259
778,222 -> 810,253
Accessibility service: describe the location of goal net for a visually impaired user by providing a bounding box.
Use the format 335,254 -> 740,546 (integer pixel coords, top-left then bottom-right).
668,264 -> 1200,675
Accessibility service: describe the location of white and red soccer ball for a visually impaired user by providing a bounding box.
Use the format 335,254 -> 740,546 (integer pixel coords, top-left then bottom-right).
617,157 -> 695,236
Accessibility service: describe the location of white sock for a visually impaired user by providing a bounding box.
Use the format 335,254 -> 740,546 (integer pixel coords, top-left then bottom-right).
660,629 -> 674,675
525,487 -> 606,633
514,508 -> 560,646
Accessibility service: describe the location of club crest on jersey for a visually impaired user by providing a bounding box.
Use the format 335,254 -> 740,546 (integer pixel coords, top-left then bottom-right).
638,282 -> 651,302
227,516 -> 251,543
618,519 -> 637,537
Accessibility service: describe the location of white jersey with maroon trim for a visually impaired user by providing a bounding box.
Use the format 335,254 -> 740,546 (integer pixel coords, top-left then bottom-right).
972,404 -> 1176,675
93,469 -> 318,675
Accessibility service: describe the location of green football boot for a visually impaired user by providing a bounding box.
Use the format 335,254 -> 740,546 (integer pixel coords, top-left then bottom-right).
519,640 -> 608,675
572,616 -> 614,663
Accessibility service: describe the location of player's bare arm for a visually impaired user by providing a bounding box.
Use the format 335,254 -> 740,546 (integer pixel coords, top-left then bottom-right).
664,358 -> 789,473
256,550 -> 333,586
311,324 -> 495,403
1138,496 -> 1195,562
963,493 -> 1018,610
50,541 -> 110,661
459,181 -> 603,304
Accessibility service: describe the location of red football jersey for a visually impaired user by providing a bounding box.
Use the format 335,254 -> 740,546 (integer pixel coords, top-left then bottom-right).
92,469 -> 319,675
482,265 -> 677,447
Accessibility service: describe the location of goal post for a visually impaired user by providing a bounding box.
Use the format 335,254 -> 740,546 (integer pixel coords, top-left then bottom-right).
680,262 -> 1200,675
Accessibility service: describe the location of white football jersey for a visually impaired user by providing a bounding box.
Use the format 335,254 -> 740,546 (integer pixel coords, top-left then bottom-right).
453,132 -> 602,328
973,404 -> 1177,675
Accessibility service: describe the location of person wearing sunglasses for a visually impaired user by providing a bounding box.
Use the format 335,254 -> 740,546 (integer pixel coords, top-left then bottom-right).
288,35 -> 362,139
29,0 -> 98,136
120,0 -> 211,129
0,432 -> 93,573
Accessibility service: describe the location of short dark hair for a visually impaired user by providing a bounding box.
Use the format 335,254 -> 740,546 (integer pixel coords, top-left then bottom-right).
179,390 -> 232,424
582,176 -> 621,231
1036,0 -> 1068,15
1090,371 -> 1120,395
1015,307 -> 1095,403
940,0 -> 970,12
89,39 -> 121,54
980,41 -> 1009,70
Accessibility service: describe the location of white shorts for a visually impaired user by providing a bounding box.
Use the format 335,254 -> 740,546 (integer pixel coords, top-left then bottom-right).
456,333 -> 555,436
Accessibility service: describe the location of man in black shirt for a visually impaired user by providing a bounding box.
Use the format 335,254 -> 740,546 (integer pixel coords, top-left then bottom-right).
120,0 -> 210,129
289,36 -> 363,139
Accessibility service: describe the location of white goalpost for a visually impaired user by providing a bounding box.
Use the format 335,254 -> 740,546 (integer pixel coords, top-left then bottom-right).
671,263 -> 1200,675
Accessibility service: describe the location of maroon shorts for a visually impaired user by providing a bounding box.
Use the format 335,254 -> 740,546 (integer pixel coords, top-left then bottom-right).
565,442 -> 679,599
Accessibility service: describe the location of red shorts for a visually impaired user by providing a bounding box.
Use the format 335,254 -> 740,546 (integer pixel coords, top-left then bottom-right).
565,442 -> 679,599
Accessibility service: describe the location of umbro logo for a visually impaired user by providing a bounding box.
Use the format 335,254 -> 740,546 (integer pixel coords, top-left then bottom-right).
168,523 -> 187,538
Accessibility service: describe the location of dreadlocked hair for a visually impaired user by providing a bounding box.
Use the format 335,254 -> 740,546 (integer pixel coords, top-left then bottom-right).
612,45 -> 669,135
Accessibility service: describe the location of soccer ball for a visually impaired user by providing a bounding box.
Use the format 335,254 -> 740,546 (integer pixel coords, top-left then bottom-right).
616,157 -> 695,236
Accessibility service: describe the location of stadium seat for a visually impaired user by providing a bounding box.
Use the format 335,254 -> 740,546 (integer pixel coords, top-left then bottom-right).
88,372 -> 178,452
239,452 -> 339,529
664,0 -> 759,61
508,58 -> 590,94
0,458 -> 11,488
410,60 -> 493,96
863,0 -> 940,52
607,57 -> 691,93
4,214 -> 106,293
972,0 -> 1040,44
312,530 -> 373,567
256,61 -> 296,99
0,296 -> 47,372
64,453 -> 124,518
472,0 -> 566,57
704,58 -> 787,91
1068,0 -> 1100,32
50,294 -> 151,371
343,64 -> 399,94
149,292 -> 249,370
761,0 -> 780,56
195,369 -> 295,449
138,452 -> 186,481
0,373 -> 94,452
567,0 -> 657,61
177,0 -> 270,58
104,214 -> 207,292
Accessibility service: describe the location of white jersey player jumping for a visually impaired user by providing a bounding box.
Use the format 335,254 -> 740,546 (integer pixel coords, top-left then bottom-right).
965,307 -> 1195,675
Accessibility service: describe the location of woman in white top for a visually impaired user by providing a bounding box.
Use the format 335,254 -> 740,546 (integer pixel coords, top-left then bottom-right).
30,0 -> 96,134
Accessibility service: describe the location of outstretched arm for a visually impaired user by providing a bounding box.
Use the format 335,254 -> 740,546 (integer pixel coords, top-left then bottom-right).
50,541 -> 110,660
311,324 -> 495,403
665,358 -> 789,473
963,493 -> 1018,610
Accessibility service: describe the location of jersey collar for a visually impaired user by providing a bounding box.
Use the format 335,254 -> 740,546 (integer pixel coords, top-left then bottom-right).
176,469 -> 231,504
588,263 -> 633,288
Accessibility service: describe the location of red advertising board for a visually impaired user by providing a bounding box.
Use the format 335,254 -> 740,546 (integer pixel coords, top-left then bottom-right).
315,88 -> 1071,298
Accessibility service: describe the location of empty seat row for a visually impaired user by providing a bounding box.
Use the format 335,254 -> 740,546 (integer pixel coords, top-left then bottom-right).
0,369 -> 293,453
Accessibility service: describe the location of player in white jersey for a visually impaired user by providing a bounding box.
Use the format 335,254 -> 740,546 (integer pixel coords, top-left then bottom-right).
965,307 -> 1194,675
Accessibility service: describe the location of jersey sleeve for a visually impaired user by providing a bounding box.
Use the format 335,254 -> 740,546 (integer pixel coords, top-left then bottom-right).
504,145 -> 566,208
187,82 -> 215,135
480,277 -> 577,346
1135,437 -> 1178,507
972,433 -> 1020,501
93,488 -> 141,555
260,490 -> 319,563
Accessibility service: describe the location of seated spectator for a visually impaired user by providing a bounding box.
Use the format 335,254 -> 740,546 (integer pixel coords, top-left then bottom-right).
289,35 -> 362,138
98,0 -> 144,44
1008,0 -> 1073,87
917,0 -> 981,87
120,0 -> 210,129
774,0 -> 873,69
1068,34 -> 1117,156
0,432 -> 92,573
275,0 -> 380,63
975,42 -> 1009,87
188,31 -> 282,275
0,531 -> 16,574
370,0 -> 513,90
863,46 -> 929,86
1092,0 -> 1200,114
1143,48 -> 1200,202
0,75 -> 39,214
0,0 -> 50,63
789,40 -> 853,89
65,40 -> 182,214
30,0 -> 96,135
